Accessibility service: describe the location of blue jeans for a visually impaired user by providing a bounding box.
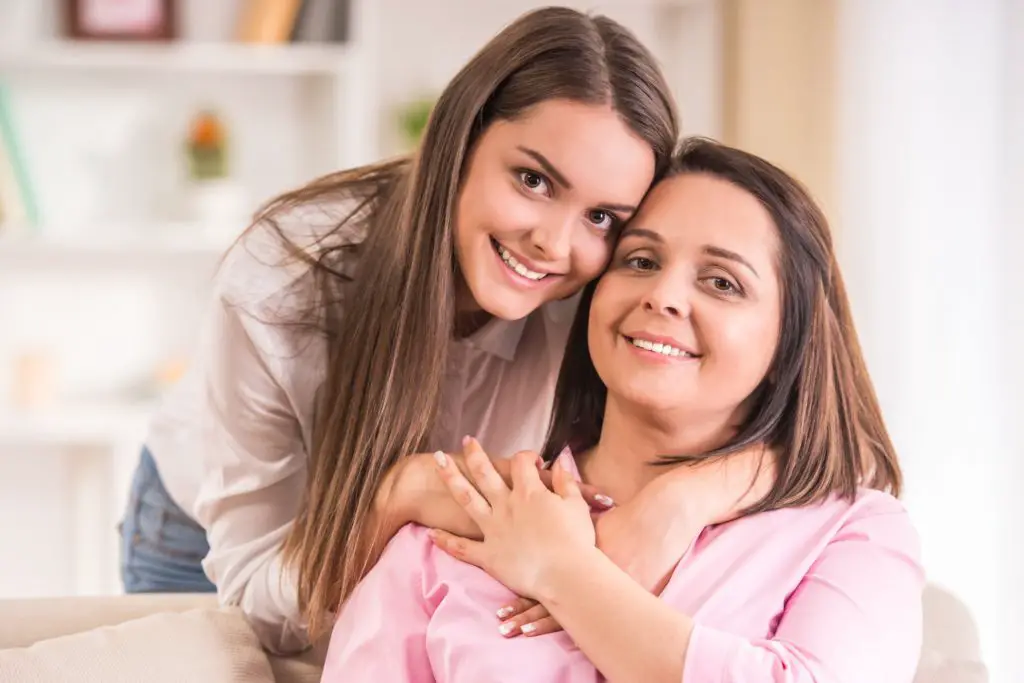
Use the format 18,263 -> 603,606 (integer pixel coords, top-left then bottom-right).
119,447 -> 215,593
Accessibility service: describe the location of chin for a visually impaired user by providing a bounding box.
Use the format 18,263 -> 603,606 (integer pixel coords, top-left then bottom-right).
614,388 -> 688,414
471,284 -> 539,321
601,370 -> 693,413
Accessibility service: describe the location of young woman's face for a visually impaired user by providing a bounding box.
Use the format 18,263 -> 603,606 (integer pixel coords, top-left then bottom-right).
455,99 -> 656,321
588,172 -> 782,422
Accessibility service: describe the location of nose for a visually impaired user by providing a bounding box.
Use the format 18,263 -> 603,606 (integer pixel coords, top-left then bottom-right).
640,275 -> 690,318
526,211 -> 574,263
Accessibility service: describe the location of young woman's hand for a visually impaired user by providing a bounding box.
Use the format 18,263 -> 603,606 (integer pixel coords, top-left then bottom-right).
379,442 -> 614,541
426,438 -> 596,603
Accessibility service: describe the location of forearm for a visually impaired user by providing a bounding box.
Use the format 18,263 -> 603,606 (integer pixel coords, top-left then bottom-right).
537,546 -> 694,683
367,458 -> 420,565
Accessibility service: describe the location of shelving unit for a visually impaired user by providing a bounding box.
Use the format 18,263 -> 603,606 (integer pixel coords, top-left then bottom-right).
0,0 -> 383,598
0,41 -> 358,76
0,402 -> 153,449
0,223 -> 233,261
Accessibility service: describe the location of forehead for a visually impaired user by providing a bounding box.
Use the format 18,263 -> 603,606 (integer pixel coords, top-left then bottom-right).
480,99 -> 656,201
629,172 -> 780,260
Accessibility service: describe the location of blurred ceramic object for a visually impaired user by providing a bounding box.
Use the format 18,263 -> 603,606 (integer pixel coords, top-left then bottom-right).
11,350 -> 58,411
186,178 -> 248,239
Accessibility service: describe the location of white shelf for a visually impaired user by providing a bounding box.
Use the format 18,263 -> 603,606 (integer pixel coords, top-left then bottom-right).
0,402 -> 155,448
0,41 -> 356,76
0,225 -> 234,262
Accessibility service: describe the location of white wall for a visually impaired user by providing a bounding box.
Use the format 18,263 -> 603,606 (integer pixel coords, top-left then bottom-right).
836,1 -> 1020,681
1000,2 -> 1024,680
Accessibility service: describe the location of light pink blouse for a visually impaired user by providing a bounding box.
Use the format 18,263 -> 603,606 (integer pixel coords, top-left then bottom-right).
322,473 -> 924,683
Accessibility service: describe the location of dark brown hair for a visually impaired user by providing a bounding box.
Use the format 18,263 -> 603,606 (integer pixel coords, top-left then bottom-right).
270,7 -> 678,639
543,137 -> 901,513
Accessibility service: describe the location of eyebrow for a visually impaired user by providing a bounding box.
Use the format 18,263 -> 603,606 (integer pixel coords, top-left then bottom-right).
620,226 -> 663,242
703,246 -> 759,278
516,145 -> 639,214
619,229 -> 760,278
517,146 -> 572,190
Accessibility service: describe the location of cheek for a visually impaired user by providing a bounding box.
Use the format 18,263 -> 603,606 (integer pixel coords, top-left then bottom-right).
707,308 -> 780,385
586,282 -> 617,370
587,277 -> 638,379
570,234 -> 613,280
458,176 -> 536,241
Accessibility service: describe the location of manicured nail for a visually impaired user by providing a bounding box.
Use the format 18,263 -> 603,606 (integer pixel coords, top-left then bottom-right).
593,494 -> 615,509
521,623 -> 537,635
558,446 -> 573,471
498,622 -> 516,636
433,450 -> 447,467
496,605 -> 514,619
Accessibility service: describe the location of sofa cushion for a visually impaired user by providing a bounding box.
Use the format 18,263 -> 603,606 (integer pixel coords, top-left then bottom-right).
0,606 -> 275,683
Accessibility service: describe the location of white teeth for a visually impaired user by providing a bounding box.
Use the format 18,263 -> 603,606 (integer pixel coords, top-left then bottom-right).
629,337 -> 692,358
496,243 -> 547,281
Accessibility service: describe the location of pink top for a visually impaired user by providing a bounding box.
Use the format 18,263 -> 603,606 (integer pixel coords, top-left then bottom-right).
322,481 -> 924,683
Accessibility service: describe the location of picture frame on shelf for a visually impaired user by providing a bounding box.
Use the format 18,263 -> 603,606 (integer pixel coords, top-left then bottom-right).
64,0 -> 178,41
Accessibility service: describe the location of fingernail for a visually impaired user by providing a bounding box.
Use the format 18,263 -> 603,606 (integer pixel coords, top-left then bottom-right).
521,623 -> 537,635
498,622 -> 516,636
433,450 -> 447,467
462,435 -> 471,447
558,447 -> 573,471
496,605 -> 514,619
593,494 -> 615,509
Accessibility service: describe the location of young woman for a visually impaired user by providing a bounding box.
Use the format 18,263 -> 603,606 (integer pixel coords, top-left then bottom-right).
119,6 -> 678,654
321,138 -> 925,683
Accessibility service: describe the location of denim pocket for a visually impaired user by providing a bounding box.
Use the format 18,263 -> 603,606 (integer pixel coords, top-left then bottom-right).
131,482 -> 209,564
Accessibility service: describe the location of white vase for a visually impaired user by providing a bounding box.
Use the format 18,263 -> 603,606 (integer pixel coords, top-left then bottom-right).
186,179 -> 249,242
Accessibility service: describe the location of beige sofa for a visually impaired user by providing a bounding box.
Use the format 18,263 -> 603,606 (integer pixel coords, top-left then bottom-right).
0,584 -> 988,682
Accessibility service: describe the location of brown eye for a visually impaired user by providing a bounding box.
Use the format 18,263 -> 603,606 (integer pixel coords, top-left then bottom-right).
587,209 -> 615,231
518,170 -> 549,194
626,256 -> 658,271
712,277 -> 734,292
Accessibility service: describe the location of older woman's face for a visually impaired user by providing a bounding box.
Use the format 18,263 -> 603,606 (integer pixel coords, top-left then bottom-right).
587,172 -> 782,422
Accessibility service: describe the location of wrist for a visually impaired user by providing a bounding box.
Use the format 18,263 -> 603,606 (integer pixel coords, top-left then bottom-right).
375,455 -> 426,530
534,543 -> 606,607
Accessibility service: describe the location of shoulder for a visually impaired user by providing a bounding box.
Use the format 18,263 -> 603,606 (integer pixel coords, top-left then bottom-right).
826,489 -> 922,561
373,524 -> 450,596
215,193 -> 370,313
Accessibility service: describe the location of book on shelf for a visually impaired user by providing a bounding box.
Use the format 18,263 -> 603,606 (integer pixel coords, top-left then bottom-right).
237,0 -> 304,44
290,0 -> 351,43
0,84 -> 39,236
235,0 -> 350,45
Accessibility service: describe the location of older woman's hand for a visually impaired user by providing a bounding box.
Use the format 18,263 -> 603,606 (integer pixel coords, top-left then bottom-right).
426,438 -> 596,602
490,445 -> 775,637
380,441 -> 614,542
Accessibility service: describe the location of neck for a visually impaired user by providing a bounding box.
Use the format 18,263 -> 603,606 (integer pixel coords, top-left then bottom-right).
578,397 -> 740,504
453,272 -> 492,338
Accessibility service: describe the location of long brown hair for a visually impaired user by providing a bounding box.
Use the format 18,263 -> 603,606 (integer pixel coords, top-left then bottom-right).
269,7 -> 678,638
543,137 -> 901,513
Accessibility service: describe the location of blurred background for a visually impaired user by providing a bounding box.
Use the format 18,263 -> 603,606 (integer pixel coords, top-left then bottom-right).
0,0 -> 1019,680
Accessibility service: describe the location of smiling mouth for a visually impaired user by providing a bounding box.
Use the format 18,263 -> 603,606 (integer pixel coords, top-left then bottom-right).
491,238 -> 551,282
624,335 -> 700,359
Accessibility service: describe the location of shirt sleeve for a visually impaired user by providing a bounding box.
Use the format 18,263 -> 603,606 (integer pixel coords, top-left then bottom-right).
321,525 -> 436,682
191,223 -> 322,656
682,494 -> 925,683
